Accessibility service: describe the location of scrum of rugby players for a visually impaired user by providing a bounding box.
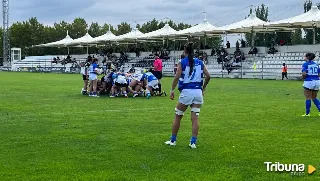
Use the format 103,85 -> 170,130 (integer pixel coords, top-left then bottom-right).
82,63 -> 166,99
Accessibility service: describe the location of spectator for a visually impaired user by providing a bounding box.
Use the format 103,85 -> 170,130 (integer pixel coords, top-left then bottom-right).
282,63 -> 288,80
241,39 -> 246,47
236,41 -> 240,48
248,47 -> 258,55
279,39 -> 285,46
226,41 -> 230,48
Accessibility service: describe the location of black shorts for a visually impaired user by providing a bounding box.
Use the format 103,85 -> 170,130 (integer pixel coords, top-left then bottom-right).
153,71 -> 162,80
115,82 -> 128,87
82,74 -> 88,80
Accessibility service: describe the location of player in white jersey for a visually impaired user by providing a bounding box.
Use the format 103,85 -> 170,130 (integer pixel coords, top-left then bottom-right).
80,61 -> 91,95
165,42 -> 211,149
131,72 -> 144,97
110,73 -> 129,98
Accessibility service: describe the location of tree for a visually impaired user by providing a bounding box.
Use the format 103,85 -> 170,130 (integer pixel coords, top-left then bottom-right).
69,18 -> 87,39
117,22 -> 131,36
89,22 -> 102,37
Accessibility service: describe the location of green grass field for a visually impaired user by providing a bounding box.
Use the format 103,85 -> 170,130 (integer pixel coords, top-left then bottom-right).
0,72 -> 320,181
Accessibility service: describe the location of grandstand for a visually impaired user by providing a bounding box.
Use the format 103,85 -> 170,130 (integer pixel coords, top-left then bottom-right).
7,44 -> 320,80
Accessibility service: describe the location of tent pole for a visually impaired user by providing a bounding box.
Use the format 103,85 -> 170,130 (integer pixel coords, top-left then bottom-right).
87,46 -> 89,55
67,47 -> 70,55
204,33 -> 207,48
313,27 -> 316,45
173,39 -> 176,66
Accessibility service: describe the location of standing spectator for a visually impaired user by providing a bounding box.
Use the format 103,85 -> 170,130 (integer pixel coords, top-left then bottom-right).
282,63 -> 288,80
152,53 -> 163,94
241,39 -> 246,47
236,41 -> 240,48
226,41 -> 230,48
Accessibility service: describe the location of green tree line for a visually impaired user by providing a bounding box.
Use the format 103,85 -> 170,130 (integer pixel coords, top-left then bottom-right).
4,18 -> 222,58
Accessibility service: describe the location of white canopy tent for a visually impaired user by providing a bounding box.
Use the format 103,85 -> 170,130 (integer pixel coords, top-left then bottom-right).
216,13 -> 268,33
174,19 -> 220,37
67,32 -> 95,54
89,30 -> 117,43
262,6 -> 320,44
111,28 -> 144,42
138,24 -> 178,39
33,31 -> 74,54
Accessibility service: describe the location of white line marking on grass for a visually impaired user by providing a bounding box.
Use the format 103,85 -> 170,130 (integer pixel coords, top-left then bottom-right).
87,108 -> 168,113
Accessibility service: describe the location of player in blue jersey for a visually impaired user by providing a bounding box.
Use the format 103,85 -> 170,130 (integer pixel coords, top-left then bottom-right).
165,42 -> 211,149
302,53 -> 320,116
140,71 -> 159,99
88,59 -> 99,97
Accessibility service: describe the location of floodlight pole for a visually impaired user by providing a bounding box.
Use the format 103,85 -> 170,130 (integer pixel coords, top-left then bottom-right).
2,0 -> 10,65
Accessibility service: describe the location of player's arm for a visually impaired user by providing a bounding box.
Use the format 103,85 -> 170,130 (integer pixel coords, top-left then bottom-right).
171,62 -> 182,91
203,65 -> 211,92
301,64 -> 307,79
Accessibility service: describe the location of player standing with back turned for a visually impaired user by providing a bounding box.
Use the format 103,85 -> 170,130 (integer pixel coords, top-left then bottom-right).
165,42 -> 211,149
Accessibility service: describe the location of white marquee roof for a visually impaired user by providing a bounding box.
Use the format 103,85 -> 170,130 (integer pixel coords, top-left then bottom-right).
217,13 -> 267,33
174,19 -> 219,36
138,24 -> 177,39
112,28 -> 144,41
34,32 -> 74,47
68,32 -> 95,45
265,6 -> 320,28
90,31 -> 117,43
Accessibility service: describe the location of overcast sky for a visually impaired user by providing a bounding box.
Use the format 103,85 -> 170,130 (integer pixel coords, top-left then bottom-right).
9,0 -> 308,28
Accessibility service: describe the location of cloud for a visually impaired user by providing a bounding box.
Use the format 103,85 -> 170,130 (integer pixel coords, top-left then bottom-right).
6,0 -> 306,27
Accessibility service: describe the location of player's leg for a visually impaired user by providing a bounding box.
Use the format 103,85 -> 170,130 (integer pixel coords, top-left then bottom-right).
122,86 -> 128,98
89,79 -> 93,96
110,85 -> 117,97
190,104 -> 201,148
311,80 -> 320,115
92,79 -> 98,97
165,90 -> 191,146
189,89 -> 204,148
303,89 -> 312,116
82,75 -> 88,94
165,102 -> 188,146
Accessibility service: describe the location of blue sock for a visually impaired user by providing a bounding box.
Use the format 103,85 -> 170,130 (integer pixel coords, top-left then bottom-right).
190,136 -> 197,144
306,100 -> 312,115
170,135 -> 177,142
313,99 -> 320,112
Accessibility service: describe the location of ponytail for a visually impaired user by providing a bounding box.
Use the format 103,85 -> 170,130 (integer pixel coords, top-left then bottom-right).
185,42 -> 194,76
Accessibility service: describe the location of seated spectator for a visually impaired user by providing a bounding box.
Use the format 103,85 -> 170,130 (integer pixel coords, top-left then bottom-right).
236,41 -> 240,49
268,47 -> 278,54
248,47 -> 258,55
52,57 -> 57,64
234,51 -> 242,63
226,41 -> 230,48
211,48 -> 216,56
